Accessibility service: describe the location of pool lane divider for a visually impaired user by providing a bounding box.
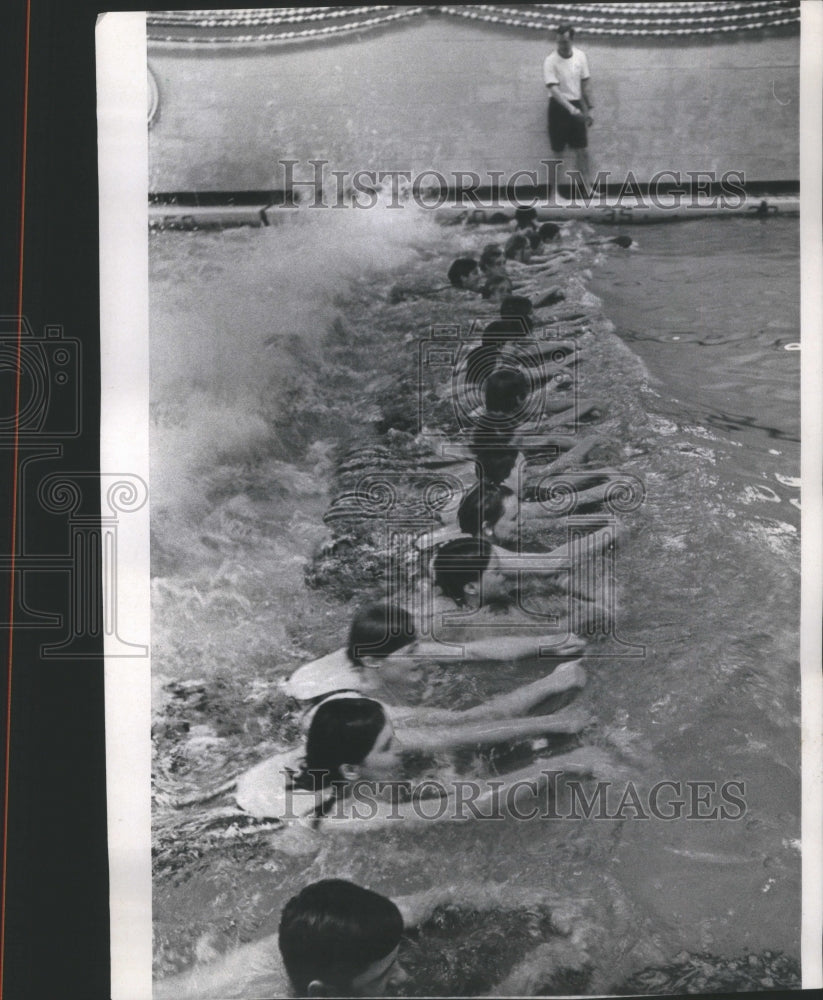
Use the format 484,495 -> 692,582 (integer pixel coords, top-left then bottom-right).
148,195 -> 800,230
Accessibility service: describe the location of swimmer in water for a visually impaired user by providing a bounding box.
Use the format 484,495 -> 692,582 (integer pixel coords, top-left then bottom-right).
479,243 -> 508,279
284,600 -> 586,715
458,473 -> 615,541
476,246 -> 565,307
504,232 -> 534,264
429,529 -> 622,635
447,257 -> 485,293
462,346 -> 599,434
154,879 -> 418,999
197,694 -> 598,827
156,876 -> 607,999
514,205 -> 539,231
530,221 -> 561,250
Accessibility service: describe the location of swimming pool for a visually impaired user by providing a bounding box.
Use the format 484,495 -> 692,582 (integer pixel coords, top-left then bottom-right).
149,210 -> 800,993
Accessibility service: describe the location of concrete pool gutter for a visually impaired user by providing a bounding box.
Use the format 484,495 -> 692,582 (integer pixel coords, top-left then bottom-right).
148,194 -> 800,230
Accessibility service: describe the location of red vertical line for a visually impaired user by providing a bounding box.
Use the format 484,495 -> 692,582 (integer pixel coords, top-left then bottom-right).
2,1 -> 32,996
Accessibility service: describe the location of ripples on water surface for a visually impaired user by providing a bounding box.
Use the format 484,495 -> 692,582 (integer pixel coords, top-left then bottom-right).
150,211 -> 800,992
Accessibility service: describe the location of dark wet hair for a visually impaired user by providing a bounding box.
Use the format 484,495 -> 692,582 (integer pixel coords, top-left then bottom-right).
484,367 -> 529,414
305,697 -> 387,785
539,222 -> 561,242
556,23 -> 575,38
432,535 -> 493,601
458,482 -> 513,536
500,295 -> 534,322
514,206 -> 538,230
471,446 -> 519,486
448,257 -> 479,288
527,230 -> 544,252
347,602 -> 416,665
504,233 -> 530,259
279,879 -> 404,994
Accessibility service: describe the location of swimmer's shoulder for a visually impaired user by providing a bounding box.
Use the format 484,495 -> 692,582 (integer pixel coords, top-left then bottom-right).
281,646 -> 362,702
235,746 -> 315,820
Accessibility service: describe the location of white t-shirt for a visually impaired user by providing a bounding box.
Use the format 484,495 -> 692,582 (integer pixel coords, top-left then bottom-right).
543,48 -> 590,101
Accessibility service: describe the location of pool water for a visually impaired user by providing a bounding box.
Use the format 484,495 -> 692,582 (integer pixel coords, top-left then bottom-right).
150,210 -> 800,993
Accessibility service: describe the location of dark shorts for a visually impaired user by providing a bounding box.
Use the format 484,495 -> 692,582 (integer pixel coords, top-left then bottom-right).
548,98 -> 587,152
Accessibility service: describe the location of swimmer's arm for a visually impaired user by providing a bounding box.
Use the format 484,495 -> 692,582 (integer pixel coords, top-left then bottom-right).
542,398 -> 604,428
536,435 -> 607,474
500,342 -> 576,368
506,393 -> 602,429
545,523 -> 628,603
527,251 -> 576,266
396,709 -> 589,753
325,748 -> 620,832
413,633 -> 582,664
511,432 -> 577,452
480,746 -> 620,815
454,660 -> 586,720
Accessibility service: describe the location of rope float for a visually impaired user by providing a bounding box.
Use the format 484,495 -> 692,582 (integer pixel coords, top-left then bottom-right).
147,196 -> 799,230
147,2 -> 799,44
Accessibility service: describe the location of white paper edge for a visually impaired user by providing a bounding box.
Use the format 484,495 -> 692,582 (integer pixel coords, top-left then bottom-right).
91,6 -> 822,997
799,0 -> 823,989
96,11 -> 152,1000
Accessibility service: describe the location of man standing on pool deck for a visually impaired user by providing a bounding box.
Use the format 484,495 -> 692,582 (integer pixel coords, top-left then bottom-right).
544,23 -> 594,188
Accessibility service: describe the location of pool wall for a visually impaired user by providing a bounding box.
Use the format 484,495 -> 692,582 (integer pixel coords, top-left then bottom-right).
147,17 -> 799,193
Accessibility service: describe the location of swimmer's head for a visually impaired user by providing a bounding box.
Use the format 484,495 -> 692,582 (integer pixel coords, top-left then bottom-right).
479,244 -> 507,275
538,222 -> 561,244
514,206 -> 538,231
448,257 -> 483,292
504,233 -> 531,263
306,696 -> 399,785
484,367 -> 530,416
347,603 -> 425,701
500,295 -> 534,323
279,879 -> 407,997
432,535 -> 512,605
458,482 -> 520,545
